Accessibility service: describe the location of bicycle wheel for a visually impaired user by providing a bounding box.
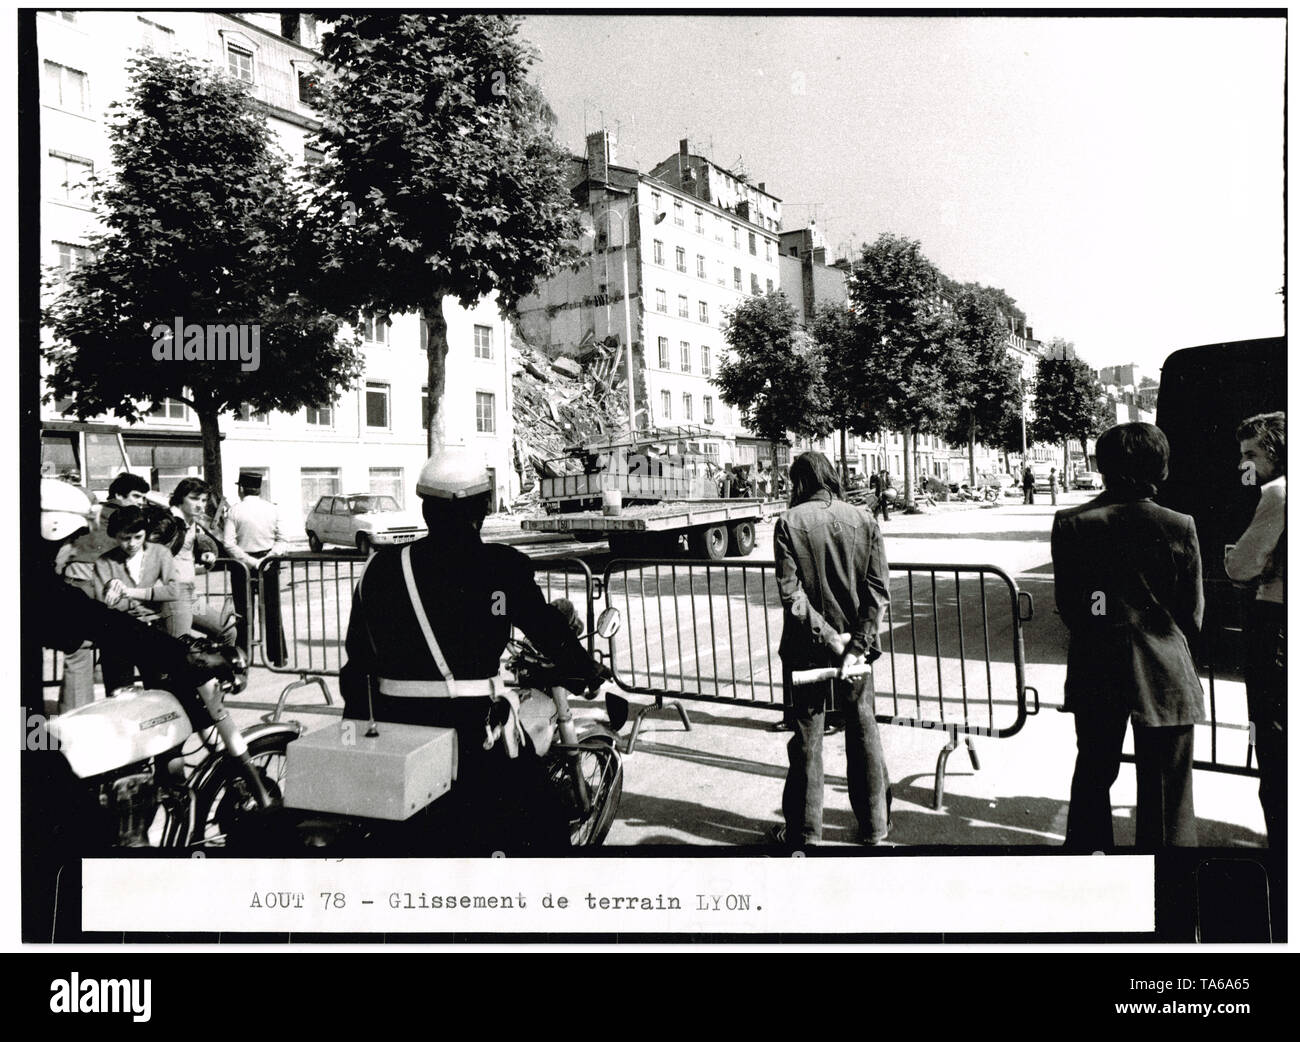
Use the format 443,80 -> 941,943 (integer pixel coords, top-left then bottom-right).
187,732 -> 294,848
549,734 -> 623,847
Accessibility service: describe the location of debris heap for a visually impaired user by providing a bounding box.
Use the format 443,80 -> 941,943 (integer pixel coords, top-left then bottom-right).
510,333 -> 630,510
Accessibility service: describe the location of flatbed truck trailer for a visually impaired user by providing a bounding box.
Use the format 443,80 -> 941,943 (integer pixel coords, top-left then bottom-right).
521,498 -> 783,559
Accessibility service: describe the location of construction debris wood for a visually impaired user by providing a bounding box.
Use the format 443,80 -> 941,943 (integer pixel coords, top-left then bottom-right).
510,332 -> 631,512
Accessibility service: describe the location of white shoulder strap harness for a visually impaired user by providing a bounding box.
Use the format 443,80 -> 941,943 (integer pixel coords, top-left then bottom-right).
398,546 -> 524,757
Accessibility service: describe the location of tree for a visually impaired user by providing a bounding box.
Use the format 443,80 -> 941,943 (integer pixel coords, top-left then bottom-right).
943,285 -> 1024,486
845,234 -> 956,508
716,292 -> 831,473
306,13 -> 580,453
810,303 -> 884,485
1031,344 -> 1109,490
42,51 -> 363,493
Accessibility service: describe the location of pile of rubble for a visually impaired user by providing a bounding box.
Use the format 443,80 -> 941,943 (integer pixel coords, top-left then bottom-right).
509,333 -> 630,510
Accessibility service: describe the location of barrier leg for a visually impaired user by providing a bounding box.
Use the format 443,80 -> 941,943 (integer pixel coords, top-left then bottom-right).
966,736 -> 981,771
625,694 -> 692,755
265,674 -> 334,724
933,734 -> 959,811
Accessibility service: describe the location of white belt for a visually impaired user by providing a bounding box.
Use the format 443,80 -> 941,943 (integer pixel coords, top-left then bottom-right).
377,677 -> 505,699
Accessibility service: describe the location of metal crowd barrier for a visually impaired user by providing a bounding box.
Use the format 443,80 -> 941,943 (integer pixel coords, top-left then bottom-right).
221,551 -> 598,723
601,557 -> 1038,808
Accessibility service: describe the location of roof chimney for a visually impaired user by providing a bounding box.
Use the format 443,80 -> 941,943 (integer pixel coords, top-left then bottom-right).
679,138 -> 689,157
758,182 -> 765,193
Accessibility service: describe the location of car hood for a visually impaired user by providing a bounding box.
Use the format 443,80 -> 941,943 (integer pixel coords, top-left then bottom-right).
363,510 -> 426,531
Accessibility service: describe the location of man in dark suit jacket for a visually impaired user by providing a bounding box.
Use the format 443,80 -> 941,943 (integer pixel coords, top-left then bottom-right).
1052,423 -> 1205,851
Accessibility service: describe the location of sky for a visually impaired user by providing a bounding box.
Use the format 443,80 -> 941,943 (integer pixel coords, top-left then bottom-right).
520,13 -> 1285,378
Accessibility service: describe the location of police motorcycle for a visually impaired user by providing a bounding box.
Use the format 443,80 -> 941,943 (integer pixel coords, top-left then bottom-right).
255,600 -> 627,852
46,637 -> 298,849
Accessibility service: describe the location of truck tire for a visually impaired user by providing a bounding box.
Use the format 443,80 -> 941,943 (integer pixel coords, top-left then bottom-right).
689,524 -> 730,560
727,520 -> 756,556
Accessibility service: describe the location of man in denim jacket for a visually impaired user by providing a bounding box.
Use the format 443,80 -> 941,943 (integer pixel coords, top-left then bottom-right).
772,451 -> 892,847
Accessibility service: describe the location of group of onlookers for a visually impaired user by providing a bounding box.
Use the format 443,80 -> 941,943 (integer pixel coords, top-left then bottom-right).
54,472 -> 238,711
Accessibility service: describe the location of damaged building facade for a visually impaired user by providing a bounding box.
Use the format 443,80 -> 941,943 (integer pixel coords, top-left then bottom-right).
516,131 -> 785,467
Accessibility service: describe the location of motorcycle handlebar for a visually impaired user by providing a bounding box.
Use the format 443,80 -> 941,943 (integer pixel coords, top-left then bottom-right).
791,664 -> 872,686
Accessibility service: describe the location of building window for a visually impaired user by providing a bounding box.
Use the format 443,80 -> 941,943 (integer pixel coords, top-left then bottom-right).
149,398 -> 187,421
365,382 -> 390,429
653,239 -> 664,265
675,246 -> 686,273
660,390 -> 671,420
680,342 -> 692,373
732,225 -> 740,248
673,200 -> 684,227
651,191 -> 661,215
655,288 -> 667,313
698,301 -> 709,324
362,313 -> 389,344
658,336 -> 670,369
765,238 -> 773,262
696,254 -> 706,279
297,68 -> 320,106
683,393 -> 693,421
714,215 -> 724,243
748,231 -> 757,256
301,468 -> 340,517
701,346 -> 711,377
369,467 -> 404,508
227,44 -> 254,83
733,267 -> 742,290
138,16 -> 175,52
704,394 -> 714,423
766,278 -> 774,294
476,392 -> 496,434
236,404 -> 268,424
750,273 -> 760,294
46,152 -> 93,205
44,61 -> 90,113
473,324 -> 493,359
694,209 -> 704,234
677,295 -> 689,318
54,241 -> 93,273
305,403 -> 333,427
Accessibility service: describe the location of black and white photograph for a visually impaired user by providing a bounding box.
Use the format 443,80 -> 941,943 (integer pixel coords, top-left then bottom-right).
11,3 -> 1291,981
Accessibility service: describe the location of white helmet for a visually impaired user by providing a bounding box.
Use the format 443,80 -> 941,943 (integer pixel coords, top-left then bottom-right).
41,478 -> 95,541
416,447 -> 491,500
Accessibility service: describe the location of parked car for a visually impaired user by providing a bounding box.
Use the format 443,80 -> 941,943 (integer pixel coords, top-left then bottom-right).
1073,470 -> 1103,490
1030,463 -> 1058,492
304,493 -> 425,553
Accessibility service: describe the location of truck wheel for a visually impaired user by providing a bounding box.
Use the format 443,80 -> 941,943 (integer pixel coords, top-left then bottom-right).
728,520 -> 756,556
689,524 -> 730,560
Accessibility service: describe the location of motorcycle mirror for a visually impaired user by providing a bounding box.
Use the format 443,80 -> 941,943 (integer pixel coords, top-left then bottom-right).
595,607 -> 622,639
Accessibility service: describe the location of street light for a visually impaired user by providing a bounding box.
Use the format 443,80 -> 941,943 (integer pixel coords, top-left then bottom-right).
582,194 -> 665,442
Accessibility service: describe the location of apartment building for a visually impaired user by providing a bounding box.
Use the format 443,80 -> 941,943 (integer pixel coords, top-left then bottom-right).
38,10 -> 515,522
516,131 -> 784,463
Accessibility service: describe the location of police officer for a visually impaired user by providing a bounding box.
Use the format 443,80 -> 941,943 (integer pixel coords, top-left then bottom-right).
339,449 -> 610,854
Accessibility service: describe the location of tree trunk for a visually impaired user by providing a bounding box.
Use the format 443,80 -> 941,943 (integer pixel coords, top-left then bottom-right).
902,426 -> 914,509
1062,438 -> 1070,491
967,416 -> 976,490
424,297 -> 449,457
839,425 -> 849,485
771,439 -> 783,499
197,402 -> 224,496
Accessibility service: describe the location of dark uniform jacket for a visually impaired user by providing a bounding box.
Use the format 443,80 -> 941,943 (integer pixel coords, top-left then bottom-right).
774,492 -> 890,668
339,535 -> 603,716
1051,491 -> 1205,727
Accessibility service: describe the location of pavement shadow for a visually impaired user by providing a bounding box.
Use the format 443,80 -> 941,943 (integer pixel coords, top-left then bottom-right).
616,790 -> 780,845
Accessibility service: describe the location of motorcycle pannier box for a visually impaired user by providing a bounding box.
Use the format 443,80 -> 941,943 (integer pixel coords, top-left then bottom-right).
282,722 -> 457,821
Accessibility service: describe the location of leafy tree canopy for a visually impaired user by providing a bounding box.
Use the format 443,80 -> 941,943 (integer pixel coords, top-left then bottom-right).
1031,348 -> 1110,447
716,292 -> 830,448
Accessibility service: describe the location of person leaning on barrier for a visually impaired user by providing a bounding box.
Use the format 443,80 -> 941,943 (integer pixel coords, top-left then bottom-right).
1224,411 -> 1286,853
338,447 -> 612,854
1052,423 -> 1205,851
221,472 -> 288,665
770,451 -> 892,848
